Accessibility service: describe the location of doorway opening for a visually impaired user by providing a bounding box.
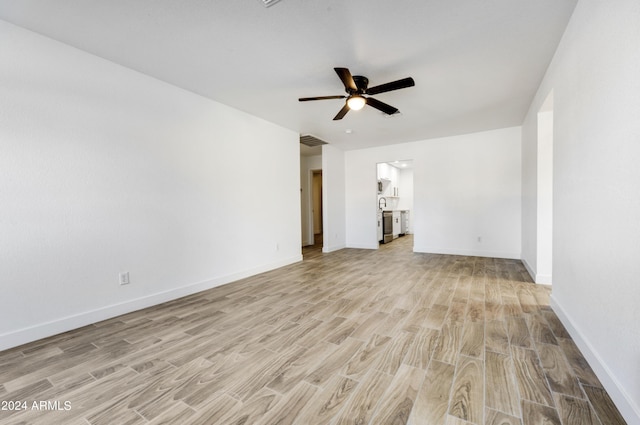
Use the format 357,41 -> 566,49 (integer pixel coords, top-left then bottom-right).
376,160 -> 414,249
311,170 -> 323,247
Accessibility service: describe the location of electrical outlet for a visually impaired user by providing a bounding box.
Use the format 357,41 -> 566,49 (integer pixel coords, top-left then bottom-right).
477,236 -> 482,243
119,272 -> 130,285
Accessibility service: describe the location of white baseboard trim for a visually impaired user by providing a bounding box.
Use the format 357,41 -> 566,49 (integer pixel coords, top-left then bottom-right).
323,243 -> 346,253
551,295 -> 640,425
521,258 -> 552,285
0,255 -> 302,352
522,258 -> 536,281
413,246 -> 520,260
534,274 -> 552,285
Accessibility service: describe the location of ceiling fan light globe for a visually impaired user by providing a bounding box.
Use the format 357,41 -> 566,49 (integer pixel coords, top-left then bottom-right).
347,96 -> 366,111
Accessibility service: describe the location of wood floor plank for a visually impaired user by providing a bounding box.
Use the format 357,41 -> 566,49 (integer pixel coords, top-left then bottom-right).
540,310 -> 571,339
511,346 -> 554,406
341,333 -> 391,379
375,331 -> 416,375
432,321 -> 464,365
254,380 -> 318,425
403,327 -> 439,370
521,399 -> 561,425
296,316 -> 345,348
324,317 -> 362,345
449,355 -> 484,424
460,321 -> 484,358
334,369 -> 394,425
485,350 -> 520,417
229,345 -> 308,401
445,301 -> 468,323
290,300 -> 332,323
554,393 -> 601,425
369,364 -> 424,425
146,401 -> 196,425
266,318 -> 324,352
351,311 -> 390,340
178,350 -> 268,408
484,301 -> 504,321
294,375 -> 358,425
216,387 -> 281,425
445,415 -> 475,425
1,342 -> 99,392
556,338 -> 602,387
465,300 -> 485,323
537,342 -> 583,399
423,303 -> 450,330
506,316 -> 533,349
303,338 -> 362,387
501,294 -> 523,318
485,320 -> 510,354
402,306 -> 431,333
524,313 -> 558,346
409,360 -> 456,425
517,288 -> 538,314
178,392 -> 241,425
485,408 -> 521,425
266,341 -> 339,393
124,358 -> 211,418
484,281 -> 502,304
582,384 -> 628,425
7,368 -> 141,424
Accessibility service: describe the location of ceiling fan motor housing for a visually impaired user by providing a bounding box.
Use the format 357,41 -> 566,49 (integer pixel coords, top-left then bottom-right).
351,76 -> 369,94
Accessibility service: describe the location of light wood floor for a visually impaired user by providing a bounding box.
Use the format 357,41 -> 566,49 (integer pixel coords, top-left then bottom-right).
0,236 -> 627,425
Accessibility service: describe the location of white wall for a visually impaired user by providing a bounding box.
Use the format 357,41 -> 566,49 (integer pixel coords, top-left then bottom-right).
521,0 -> 640,422
0,21 -> 302,350
300,154 -> 322,246
322,145 -> 346,252
346,127 -> 522,257
522,95 -> 554,285
536,107 -> 554,284
521,113 -> 538,278
397,168 -> 414,228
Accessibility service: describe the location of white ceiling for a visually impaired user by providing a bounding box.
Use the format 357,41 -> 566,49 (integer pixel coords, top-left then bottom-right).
0,0 -> 577,151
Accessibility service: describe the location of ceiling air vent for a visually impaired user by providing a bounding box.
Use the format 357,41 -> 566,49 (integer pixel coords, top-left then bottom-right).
259,0 -> 283,7
300,135 -> 328,148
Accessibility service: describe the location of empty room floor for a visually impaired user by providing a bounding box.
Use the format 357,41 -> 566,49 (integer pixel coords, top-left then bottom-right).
0,236 -> 627,425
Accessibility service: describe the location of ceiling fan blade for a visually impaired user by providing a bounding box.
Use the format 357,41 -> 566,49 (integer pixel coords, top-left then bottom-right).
333,103 -> 350,120
298,95 -> 346,102
334,67 -> 357,92
366,77 -> 415,95
366,97 -> 399,115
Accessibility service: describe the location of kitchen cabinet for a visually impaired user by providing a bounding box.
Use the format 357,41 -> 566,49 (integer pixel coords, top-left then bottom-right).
392,211 -> 401,238
377,163 -> 399,198
377,163 -> 392,181
400,210 -> 410,235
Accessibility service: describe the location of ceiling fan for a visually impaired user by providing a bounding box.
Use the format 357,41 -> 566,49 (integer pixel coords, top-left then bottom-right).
299,67 -> 415,120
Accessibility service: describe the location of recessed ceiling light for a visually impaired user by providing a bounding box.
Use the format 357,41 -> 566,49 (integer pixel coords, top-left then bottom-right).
345,129 -> 353,134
